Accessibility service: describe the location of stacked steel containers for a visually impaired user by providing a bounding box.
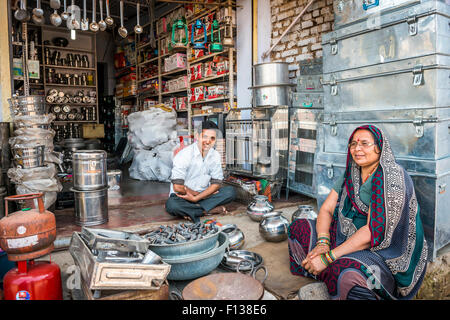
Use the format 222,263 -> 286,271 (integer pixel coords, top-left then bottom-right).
287,59 -> 324,198
71,150 -> 108,226
7,95 -> 62,209
314,0 -> 450,260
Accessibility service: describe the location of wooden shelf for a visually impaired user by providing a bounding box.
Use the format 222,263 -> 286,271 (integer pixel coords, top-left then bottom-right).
53,120 -> 97,124
191,96 -> 235,105
138,56 -> 159,66
43,45 -> 94,54
190,72 -> 236,85
188,49 -> 235,64
137,75 -> 159,83
47,103 -> 97,106
45,83 -> 97,88
44,65 -> 95,71
161,88 -> 188,95
192,111 -> 229,118
161,68 -> 187,77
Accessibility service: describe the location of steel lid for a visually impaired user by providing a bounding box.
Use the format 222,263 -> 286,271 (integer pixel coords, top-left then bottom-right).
72,150 -> 107,160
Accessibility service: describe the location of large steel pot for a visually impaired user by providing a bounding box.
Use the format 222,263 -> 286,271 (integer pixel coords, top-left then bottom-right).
259,211 -> 290,242
8,96 -> 46,117
250,84 -> 293,107
253,62 -> 290,86
247,195 -> 274,222
292,205 -> 317,222
72,150 -> 107,191
163,232 -> 229,281
71,187 -> 108,226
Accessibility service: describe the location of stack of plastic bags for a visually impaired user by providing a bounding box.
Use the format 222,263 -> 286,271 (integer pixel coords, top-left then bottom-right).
7,95 -> 62,208
127,106 -> 178,182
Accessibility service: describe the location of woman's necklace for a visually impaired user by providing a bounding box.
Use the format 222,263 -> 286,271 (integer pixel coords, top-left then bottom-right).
362,165 -> 378,184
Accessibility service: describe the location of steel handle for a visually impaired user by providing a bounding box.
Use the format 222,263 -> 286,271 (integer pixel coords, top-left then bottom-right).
4,193 -> 45,216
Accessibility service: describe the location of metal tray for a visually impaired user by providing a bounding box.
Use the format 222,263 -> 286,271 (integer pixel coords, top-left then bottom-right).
69,232 -> 171,291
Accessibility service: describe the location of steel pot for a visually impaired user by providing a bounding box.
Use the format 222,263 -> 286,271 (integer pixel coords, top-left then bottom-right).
13,154 -> 45,169
259,211 -> 290,242
221,224 -> 245,250
221,249 -> 263,273
12,145 -> 45,158
292,205 -> 317,222
250,84 -> 293,107
71,187 -> 108,226
253,62 -> 291,86
72,150 -> 107,191
247,195 -> 274,222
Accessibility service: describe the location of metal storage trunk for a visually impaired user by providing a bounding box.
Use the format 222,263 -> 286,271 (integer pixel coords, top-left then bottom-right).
313,151 -> 450,261
323,0 -> 450,74
287,108 -> 323,197
290,92 -> 324,109
332,0 -> 445,29
322,54 -> 450,112
321,108 -> 450,160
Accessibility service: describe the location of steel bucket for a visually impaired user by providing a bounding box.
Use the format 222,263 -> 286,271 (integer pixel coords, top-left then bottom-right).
72,150 -> 107,191
71,187 -> 108,226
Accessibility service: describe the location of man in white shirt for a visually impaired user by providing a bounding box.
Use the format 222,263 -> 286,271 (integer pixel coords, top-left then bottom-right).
165,121 -> 236,223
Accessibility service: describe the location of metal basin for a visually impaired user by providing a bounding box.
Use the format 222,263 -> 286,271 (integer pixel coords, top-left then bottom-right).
148,228 -> 220,259
221,249 -> 263,273
163,232 -> 229,281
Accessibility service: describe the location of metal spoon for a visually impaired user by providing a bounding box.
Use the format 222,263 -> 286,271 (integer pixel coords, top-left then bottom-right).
118,0 -> 128,38
49,0 -> 61,10
61,0 -> 69,21
89,0 -> 99,32
134,2 -> 143,34
81,0 -> 89,31
105,0 -> 114,26
32,0 -> 44,17
50,9 -> 62,26
98,0 -> 107,31
68,0 -> 80,29
15,0 -> 29,21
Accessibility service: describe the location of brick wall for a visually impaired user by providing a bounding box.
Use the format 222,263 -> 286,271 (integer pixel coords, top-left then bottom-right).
270,0 -> 334,80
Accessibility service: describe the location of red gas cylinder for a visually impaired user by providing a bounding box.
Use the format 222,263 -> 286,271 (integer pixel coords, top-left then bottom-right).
3,260 -> 63,300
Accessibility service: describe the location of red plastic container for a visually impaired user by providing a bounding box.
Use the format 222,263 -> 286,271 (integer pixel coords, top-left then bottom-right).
3,260 -> 63,300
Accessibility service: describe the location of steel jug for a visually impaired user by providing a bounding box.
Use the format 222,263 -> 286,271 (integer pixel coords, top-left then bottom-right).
247,195 -> 274,222
292,205 -> 317,222
259,211 -> 290,242
221,224 -> 245,250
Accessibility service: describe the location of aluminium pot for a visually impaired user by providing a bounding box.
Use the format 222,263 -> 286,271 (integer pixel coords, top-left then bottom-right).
292,205 -> 317,222
253,62 -> 291,86
71,187 -> 108,226
247,195 -> 274,222
72,150 -> 107,191
250,84 -> 293,107
259,211 -> 290,242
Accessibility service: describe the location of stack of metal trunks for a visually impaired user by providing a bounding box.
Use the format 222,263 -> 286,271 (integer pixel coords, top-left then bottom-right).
314,0 -> 450,260
287,59 -> 324,198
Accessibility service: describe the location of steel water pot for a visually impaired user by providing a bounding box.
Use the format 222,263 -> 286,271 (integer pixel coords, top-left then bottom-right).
221,224 -> 245,250
259,211 -> 290,242
247,195 -> 274,222
292,205 -> 317,222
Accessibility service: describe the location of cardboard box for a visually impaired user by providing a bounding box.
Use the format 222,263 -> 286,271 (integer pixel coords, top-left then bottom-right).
82,124 -> 105,139
164,53 -> 187,72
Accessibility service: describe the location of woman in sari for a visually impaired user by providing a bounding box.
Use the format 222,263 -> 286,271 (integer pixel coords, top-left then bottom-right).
288,125 -> 428,300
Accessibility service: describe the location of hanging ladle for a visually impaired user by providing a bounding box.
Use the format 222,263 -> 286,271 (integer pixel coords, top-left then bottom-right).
118,0 -> 128,38
61,0 -> 70,21
89,0 -> 99,32
15,0 -> 30,22
98,0 -> 107,31
32,0 -> 44,17
49,0 -> 61,10
50,8 -> 62,26
134,2 -> 143,34
81,0 -> 89,31
105,0 -> 114,26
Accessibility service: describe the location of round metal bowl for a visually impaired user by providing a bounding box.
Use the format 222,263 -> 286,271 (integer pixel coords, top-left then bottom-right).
148,228 -> 221,259
221,249 -> 263,273
163,232 -> 229,281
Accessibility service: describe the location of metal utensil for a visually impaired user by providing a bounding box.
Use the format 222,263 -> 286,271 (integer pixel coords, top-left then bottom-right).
98,0 -> 107,31
81,0 -> 89,31
32,0 -> 44,17
118,0 -> 127,38
32,13 -> 44,25
15,0 -> 29,21
50,9 -> 62,26
61,0 -> 69,20
105,0 -> 114,26
89,0 -> 99,32
134,2 -> 143,34
68,0 -> 80,29
49,0 -> 61,10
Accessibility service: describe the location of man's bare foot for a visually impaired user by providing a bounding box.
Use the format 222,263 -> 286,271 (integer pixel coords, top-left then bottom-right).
205,206 -> 227,216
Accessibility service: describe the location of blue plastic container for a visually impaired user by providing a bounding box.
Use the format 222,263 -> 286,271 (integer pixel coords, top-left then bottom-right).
0,250 -> 16,284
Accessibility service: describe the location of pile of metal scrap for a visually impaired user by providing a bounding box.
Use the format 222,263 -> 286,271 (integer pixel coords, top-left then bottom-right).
144,222 -> 219,244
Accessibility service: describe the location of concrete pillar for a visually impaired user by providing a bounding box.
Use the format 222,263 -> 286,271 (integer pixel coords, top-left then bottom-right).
0,0 -> 12,122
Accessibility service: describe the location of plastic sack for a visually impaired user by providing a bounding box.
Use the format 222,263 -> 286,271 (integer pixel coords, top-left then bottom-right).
15,185 -> 57,209
13,114 -> 56,129
7,163 -> 58,183
20,177 -> 62,192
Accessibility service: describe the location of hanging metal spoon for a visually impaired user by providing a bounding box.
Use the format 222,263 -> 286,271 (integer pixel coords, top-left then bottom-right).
118,0 -> 128,38
50,9 -> 62,26
134,2 -> 143,34
81,0 -> 89,31
15,0 -> 29,21
32,0 -> 44,17
49,0 -> 61,10
89,0 -> 99,32
105,0 -> 114,26
68,0 -> 80,29
98,0 -> 107,31
61,0 -> 69,21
